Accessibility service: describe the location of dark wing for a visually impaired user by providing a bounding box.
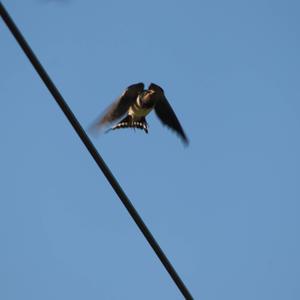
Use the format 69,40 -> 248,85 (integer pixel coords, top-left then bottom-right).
89,82 -> 144,132
151,84 -> 189,145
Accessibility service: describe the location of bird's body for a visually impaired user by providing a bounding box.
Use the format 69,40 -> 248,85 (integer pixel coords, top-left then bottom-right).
90,83 -> 189,145
128,91 -> 154,118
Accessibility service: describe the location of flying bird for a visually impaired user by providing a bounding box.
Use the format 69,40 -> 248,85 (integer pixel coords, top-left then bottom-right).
90,83 -> 189,145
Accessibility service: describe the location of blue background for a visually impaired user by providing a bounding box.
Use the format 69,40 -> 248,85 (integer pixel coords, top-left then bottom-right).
1,0 -> 300,299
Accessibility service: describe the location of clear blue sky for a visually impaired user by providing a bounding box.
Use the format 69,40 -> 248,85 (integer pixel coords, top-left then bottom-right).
1,0 -> 300,299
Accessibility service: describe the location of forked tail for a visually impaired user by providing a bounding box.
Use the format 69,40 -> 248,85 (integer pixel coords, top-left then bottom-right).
107,115 -> 148,133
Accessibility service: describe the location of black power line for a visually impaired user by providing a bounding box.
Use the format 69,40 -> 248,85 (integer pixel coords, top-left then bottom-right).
0,3 -> 193,299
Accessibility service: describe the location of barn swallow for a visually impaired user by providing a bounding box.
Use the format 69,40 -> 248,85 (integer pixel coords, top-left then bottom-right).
90,83 -> 189,145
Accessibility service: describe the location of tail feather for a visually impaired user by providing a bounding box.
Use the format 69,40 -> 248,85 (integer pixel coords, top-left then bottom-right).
109,116 -> 148,133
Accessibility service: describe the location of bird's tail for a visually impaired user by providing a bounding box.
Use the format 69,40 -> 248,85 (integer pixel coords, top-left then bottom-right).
107,116 -> 148,133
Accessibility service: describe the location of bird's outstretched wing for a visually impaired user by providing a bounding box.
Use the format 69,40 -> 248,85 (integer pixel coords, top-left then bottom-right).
90,82 -> 144,133
150,83 -> 189,145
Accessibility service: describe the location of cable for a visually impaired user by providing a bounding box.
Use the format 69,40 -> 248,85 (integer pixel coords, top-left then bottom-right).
0,3 -> 193,299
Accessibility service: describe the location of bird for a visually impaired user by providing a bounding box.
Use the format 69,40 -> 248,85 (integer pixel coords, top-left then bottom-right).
90,82 -> 189,145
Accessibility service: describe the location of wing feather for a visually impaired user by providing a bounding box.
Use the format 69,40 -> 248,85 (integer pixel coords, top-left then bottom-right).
90,82 -> 144,132
150,83 -> 189,145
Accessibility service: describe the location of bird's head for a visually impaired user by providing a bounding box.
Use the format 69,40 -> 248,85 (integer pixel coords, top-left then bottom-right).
138,89 -> 156,108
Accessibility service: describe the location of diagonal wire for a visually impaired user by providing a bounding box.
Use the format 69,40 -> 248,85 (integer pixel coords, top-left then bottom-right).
0,3 -> 193,300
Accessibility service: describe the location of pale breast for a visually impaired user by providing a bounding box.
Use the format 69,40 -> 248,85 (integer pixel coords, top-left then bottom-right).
128,103 -> 152,118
